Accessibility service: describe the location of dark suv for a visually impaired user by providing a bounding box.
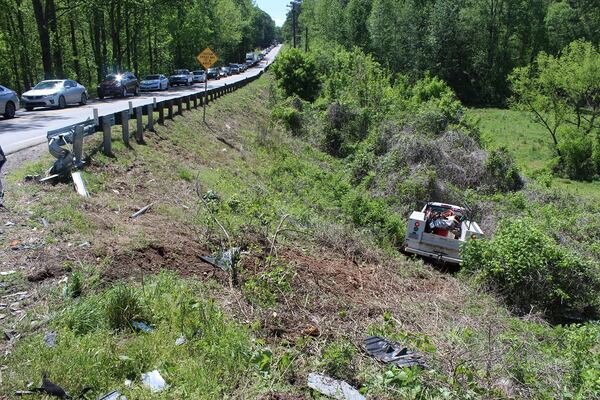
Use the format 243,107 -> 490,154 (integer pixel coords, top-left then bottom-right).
229,64 -> 241,74
97,72 -> 140,99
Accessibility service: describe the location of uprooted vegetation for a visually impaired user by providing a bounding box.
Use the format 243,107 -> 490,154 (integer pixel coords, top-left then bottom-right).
0,71 -> 599,399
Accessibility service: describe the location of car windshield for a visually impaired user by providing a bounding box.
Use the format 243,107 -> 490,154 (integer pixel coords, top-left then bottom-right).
208,68 -> 217,73
193,71 -> 205,75
145,75 -> 160,80
34,81 -> 62,89
174,70 -> 187,75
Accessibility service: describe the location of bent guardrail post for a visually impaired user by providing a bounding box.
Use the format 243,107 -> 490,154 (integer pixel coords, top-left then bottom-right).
47,119 -> 97,177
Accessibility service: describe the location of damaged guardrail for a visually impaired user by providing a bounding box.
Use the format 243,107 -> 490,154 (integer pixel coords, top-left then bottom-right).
41,67 -> 270,196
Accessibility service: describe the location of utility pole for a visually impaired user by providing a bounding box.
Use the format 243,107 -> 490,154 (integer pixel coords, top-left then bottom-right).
289,0 -> 301,48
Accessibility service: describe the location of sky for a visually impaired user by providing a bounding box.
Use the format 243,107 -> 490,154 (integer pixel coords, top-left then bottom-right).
254,0 -> 288,27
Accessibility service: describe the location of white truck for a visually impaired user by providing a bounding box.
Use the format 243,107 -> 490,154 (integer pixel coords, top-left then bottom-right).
245,52 -> 259,65
403,202 -> 484,264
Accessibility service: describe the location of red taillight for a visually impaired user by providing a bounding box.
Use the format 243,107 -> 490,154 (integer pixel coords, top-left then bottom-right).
415,222 -> 420,228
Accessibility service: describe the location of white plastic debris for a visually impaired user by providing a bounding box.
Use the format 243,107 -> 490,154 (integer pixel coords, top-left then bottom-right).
141,370 -> 167,392
0,270 -> 16,276
175,335 -> 186,346
124,379 -> 132,388
307,373 -> 365,400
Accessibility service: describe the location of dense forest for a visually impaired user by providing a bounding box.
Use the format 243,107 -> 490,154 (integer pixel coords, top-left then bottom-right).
284,0 -> 600,106
0,0 -> 280,94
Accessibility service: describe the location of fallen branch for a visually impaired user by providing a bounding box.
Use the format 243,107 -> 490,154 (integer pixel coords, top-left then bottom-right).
131,203 -> 154,219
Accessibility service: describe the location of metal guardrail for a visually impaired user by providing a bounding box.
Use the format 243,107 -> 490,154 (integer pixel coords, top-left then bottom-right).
45,67 -> 270,181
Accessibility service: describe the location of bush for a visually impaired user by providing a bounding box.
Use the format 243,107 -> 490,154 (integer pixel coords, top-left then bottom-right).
462,218 -> 600,320
322,102 -> 369,157
485,148 -> 524,192
271,48 -> 320,101
105,284 -> 148,331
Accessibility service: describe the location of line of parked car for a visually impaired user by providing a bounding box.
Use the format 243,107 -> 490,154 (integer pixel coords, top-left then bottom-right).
0,44 -> 277,119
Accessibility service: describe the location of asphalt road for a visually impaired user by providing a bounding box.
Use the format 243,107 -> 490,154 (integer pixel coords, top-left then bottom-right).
0,45 -> 281,155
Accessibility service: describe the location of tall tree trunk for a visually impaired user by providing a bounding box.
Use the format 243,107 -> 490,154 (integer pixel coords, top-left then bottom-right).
15,0 -> 32,89
125,7 -> 131,70
110,0 -> 122,71
31,0 -> 53,78
46,0 -> 63,78
5,11 -> 22,91
70,18 -> 81,81
80,25 -> 92,86
91,9 -> 103,81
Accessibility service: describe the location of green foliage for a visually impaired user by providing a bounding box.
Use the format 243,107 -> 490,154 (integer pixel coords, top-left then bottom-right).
322,102 -> 369,157
5,273 -> 254,398
243,259 -> 293,307
320,340 -> 356,381
510,40 -> 600,180
105,284 -> 148,331
463,218 -> 600,320
271,48 -> 320,101
485,148 -> 524,192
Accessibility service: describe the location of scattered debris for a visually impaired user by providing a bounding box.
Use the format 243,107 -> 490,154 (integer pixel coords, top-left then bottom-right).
141,370 -> 167,392
97,390 -> 127,400
131,203 -> 154,219
199,247 -> 240,272
132,321 -> 153,333
124,379 -> 132,388
44,331 -> 57,348
5,221 -> 14,227
40,218 -> 49,228
175,335 -> 186,346
0,270 -> 16,276
10,240 -> 20,249
78,242 -> 91,249
307,373 -> 365,400
17,372 -> 70,398
363,336 -> 429,369
72,171 -> 89,198
302,326 -> 320,337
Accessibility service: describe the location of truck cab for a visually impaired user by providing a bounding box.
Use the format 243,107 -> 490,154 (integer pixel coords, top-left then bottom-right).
404,202 -> 483,264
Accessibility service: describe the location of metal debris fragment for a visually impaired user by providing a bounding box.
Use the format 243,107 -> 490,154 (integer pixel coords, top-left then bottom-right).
363,336 -> 429,369
44,331 -> 57,348
131,203 -> 154,219
97,390 -> 127,400
132,321 -> 153,333
141,370 -> 167,392
307,373 -> 365,400
72,171 -> 89,198
199,247 -> 240,272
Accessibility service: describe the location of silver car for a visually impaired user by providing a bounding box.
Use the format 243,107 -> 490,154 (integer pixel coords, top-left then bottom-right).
192,71 -> 206,84
0,85 -> 19,119
21,79 -> 88,111
140,74 -> 169,91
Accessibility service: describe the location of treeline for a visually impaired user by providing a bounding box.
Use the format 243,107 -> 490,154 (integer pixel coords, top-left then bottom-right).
0,0 -> 280,93
285,0 -> 600,105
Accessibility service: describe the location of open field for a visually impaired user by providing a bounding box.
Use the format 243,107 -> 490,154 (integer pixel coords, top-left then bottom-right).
469,108 -> 600,200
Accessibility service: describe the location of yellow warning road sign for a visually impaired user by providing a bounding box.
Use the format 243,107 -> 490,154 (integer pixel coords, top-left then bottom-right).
196,48 -> 218,69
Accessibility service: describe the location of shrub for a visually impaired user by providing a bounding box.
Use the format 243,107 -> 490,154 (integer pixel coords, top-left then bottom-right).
462,218 -> 600,320
271,48 -> 320,101
322,102 -> 369,157
320,340 -> 356,381
485,148 -> 524,192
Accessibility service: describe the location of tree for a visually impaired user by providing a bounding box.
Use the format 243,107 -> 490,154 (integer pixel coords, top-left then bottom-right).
271,47 -> 320,101
509,40 -> 600,179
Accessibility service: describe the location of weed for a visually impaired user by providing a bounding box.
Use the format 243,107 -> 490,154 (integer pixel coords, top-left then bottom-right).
105,284 -> 147,331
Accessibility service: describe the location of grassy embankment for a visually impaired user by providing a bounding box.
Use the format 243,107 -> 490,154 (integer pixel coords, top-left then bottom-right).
0,74 -> 597,399
469,108 -> 600,200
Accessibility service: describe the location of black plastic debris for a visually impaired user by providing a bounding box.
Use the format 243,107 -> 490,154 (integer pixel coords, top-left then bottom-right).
363,336 -> 429,369
199,248 -> 240,272
18,372 -> 71,398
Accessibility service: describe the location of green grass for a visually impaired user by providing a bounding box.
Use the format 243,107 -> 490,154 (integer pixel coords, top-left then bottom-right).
470,108 -> 600,200
5,273 -> 258,399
